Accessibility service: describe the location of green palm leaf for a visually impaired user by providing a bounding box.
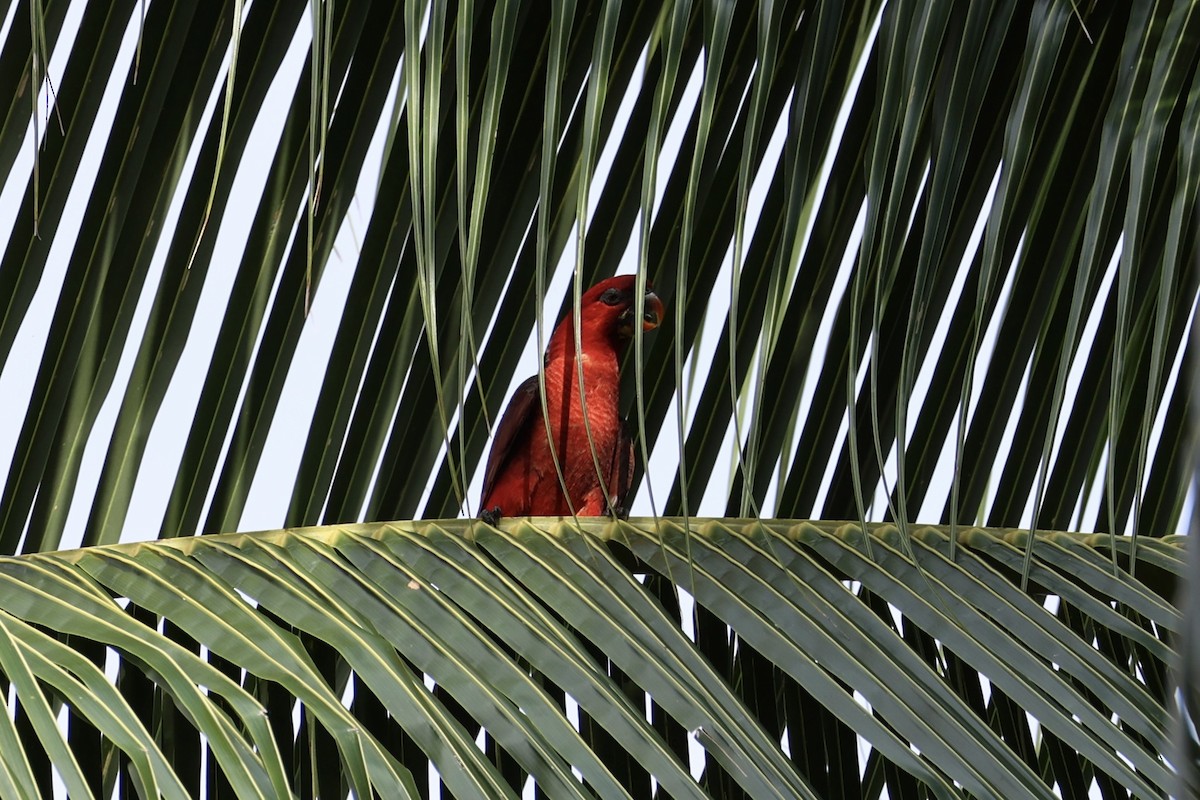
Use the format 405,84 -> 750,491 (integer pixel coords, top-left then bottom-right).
0,520 -> 1183,797
0,0 -> 1195,796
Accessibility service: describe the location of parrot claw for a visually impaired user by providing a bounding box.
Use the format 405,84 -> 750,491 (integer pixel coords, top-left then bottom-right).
481,507 -> 503,526
606,501 -> 629,520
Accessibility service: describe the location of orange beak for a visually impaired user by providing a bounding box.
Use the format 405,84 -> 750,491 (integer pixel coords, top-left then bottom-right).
642,291 -> 664,331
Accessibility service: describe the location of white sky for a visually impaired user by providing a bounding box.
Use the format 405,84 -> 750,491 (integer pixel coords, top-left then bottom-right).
0,5 -> 1190,800
0,2 -> 1192,551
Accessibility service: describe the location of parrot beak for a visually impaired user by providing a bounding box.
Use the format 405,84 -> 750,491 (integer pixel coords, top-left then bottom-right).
619,290 -> 664,336
642,291 -> 664,331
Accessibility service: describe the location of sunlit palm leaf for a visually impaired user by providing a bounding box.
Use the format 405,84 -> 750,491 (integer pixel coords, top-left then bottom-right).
0,519 -> 1183,797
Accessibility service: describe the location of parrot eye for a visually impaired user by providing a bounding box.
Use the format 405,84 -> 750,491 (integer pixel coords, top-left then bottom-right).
600,288 -> 624,306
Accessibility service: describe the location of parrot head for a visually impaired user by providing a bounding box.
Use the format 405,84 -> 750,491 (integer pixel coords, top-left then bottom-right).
577,275 -> 664,342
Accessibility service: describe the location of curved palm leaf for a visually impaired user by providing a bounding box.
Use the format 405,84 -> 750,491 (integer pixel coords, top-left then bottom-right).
0,519 -> 1184,798
0,0 -> 1196,797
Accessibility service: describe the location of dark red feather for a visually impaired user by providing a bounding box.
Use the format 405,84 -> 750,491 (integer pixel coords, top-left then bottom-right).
480,376 -> 538,503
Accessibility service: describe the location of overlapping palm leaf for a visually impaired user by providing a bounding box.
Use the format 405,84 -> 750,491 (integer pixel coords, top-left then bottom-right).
0,0 -> 1195,797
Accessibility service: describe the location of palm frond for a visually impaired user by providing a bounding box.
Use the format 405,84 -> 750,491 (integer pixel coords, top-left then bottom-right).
0,1 -> 1192,549
0,1 -> 1196,796
0,518 -> 1183,797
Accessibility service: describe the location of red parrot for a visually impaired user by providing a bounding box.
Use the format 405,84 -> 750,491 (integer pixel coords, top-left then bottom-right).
480,276 -> 664,522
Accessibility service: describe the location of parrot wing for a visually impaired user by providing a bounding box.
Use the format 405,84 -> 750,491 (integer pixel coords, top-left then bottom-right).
607,419 -> 636,518
481,375 -> 540,503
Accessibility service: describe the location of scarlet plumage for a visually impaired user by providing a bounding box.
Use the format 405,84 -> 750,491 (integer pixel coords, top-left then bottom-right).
480,276 -> 663,521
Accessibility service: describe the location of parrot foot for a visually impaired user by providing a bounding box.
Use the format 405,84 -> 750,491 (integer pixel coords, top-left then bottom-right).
481,507 -> 503,526
606,501 -> 629,520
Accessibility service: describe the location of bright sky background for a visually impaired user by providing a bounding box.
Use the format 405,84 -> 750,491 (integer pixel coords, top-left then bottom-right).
0,0 -> 1192,556
0,4 -> 1192,799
